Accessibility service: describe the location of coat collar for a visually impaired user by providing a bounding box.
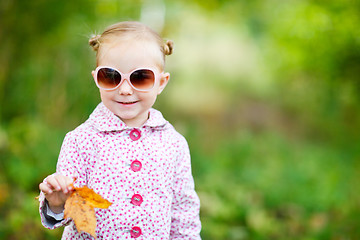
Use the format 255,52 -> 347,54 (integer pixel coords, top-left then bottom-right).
88,102 -> 169,132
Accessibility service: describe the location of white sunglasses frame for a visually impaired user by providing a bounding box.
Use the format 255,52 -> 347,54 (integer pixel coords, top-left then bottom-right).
93,66 -> 164,92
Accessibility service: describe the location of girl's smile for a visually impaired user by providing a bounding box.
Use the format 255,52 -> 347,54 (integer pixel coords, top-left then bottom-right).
117,100 -> 139,105
116,100 -> 140,107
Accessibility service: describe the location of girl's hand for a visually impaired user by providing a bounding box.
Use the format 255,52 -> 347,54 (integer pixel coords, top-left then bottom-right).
39,174 -> 74,214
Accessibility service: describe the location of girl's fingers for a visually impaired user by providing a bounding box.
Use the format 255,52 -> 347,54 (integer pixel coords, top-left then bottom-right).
39,182 -> 53,194
45,175 -> 61,191
40,174 -> 74,194
65,177 -> 74,191
55,175 -> 69,194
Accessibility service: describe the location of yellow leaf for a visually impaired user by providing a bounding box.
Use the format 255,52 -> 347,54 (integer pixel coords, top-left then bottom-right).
64,185 -> 112,239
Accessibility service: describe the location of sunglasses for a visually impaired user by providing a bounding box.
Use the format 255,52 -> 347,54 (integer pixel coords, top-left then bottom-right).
93,66 -> 163,92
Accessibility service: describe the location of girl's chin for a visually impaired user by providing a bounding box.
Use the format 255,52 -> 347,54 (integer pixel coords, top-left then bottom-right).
116,112 -> 149,127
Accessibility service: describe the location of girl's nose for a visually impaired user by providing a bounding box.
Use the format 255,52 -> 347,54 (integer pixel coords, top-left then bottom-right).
118,79 -> 133,95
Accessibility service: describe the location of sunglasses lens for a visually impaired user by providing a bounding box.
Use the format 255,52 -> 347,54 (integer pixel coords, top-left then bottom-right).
130,69 -> 155,90
97,68 -> 121,89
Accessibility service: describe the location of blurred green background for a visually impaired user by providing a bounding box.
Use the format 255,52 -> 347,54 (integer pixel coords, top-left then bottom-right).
1,0 -> 360,239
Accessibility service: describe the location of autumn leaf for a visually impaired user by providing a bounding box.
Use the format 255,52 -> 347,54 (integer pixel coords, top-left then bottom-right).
64,185 -> 112,239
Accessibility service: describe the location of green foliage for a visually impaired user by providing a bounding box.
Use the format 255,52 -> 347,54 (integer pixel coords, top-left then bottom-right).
1,0 -> 360,239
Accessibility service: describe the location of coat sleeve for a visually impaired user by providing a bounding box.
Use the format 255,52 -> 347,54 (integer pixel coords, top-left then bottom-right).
170,137 -> 201,239
38,130 -> 89,229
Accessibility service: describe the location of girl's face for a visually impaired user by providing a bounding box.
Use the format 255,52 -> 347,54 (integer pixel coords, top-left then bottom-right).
92,40 -> 169,127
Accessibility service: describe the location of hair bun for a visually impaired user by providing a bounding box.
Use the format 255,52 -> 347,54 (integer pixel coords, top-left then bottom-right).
89,34 -> 101,51
164,40 -> 174,56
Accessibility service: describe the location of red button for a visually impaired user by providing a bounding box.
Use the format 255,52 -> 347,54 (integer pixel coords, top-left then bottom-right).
131,194 -> 143,206
129,129 -> 141,141
130,226 -> 142,238
130,160 -> 142,172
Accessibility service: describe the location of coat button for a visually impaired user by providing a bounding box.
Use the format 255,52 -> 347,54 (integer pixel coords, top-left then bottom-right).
129,129 -> 141,141
131,194 -> 143,206
130,226 -> 142,238
130,160 -> 142,172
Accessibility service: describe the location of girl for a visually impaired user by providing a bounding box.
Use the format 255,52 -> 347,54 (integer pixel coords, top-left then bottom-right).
38,21 -> 201,239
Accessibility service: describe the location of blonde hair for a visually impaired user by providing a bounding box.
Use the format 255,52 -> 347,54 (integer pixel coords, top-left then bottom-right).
89,21 -> 173,68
